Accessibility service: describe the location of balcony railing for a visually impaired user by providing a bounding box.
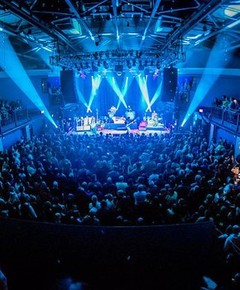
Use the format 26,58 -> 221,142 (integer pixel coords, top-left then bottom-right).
0,108 -> 30,134
201,106 -> 240,134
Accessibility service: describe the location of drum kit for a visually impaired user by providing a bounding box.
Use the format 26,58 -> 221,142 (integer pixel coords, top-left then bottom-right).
145,111 -> 163,127
125,106 -> 135,121
125,110 -> 135,121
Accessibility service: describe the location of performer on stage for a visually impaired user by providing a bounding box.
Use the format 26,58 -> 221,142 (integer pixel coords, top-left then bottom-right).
125,105 -> 135,121
108,106 -> 117,119
125,117 -> 136,133
151,110 -> 158,126
126,105 -> 132,112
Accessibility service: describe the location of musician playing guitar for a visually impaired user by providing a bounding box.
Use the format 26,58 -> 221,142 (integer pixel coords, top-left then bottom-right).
125,117 -> 137,133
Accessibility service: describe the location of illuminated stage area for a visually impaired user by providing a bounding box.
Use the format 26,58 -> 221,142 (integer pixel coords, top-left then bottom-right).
55,72 -> 179,136
63,108 -> 169,136
72,127 -> 170,136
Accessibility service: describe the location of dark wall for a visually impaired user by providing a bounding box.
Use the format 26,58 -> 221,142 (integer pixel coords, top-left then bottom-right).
193,75 -> 240,107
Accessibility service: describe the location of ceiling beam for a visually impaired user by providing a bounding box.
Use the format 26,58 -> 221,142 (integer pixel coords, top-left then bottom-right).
80,0 -> 109,16
111,0 -> 120,48
0,0 -> 77,52
65,0 -> 95,42
0,20 -> 50,47
139,0 -> 162,50
160,0 -> 230,53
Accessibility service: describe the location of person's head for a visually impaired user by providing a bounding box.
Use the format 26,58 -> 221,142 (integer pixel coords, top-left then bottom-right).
232,225 -> 240,235
107,177 -> 112,183
232,272 -> 240,289
118,175 -> 124,182
91,195 -> 98,203
137,184 -> 144,191
106,193 -> 113,201
52,180 -> 58,189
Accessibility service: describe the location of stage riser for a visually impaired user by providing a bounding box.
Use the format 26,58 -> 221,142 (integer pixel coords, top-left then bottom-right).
147,127 -> 165,131
76,125 -> 91,132
105,124 -> 126,130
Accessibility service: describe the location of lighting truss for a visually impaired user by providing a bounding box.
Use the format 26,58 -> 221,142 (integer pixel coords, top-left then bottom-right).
49,47 -> 186,76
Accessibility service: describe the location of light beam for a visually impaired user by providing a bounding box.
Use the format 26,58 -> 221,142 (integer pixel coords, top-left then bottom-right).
137,75 -> 151,112
147,78 -> 163,111
181,34 -> 232,127
0,35 -> 57,127
87,75 -> 102,112
106,75 -> 127,108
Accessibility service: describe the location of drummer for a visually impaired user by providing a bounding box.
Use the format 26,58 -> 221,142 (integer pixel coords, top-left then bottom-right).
108,106 -> 117,119
126,105 -> 132,112
125,105 -> 135,121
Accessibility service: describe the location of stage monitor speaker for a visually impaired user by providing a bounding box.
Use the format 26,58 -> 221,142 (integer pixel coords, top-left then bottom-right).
60,70 -> 77,104
162,67 -> 178,102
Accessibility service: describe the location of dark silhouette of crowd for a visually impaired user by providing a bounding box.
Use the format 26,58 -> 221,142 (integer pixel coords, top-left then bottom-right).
0,128 -> 238,229
0,98 -> 23,126
1,124 -> 240,289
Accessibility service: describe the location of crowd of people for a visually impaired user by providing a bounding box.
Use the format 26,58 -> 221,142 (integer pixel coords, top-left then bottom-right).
0,121 -> 240,288
0,128 -> 238,226
0,98 -> 23,127
213,95 -> 240,111
0,127 -> 238,229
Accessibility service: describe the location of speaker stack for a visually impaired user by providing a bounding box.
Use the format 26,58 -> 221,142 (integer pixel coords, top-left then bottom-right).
162,67 -> 178,102
60,70 -> 77,104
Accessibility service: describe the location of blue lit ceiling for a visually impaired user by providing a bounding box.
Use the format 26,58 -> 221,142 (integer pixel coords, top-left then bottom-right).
0,0 -> 239,72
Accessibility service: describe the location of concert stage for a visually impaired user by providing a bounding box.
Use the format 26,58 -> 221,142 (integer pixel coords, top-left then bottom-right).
73,125 -> 170,136
73,113 -> 168,136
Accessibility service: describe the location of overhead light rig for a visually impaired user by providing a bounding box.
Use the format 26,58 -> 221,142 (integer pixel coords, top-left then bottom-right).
50,46 -> 186,77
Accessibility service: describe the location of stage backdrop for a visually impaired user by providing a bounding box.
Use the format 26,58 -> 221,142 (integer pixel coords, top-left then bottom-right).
60,72 -> 162,118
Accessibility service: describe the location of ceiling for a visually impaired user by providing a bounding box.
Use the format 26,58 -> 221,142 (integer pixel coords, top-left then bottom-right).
0,0 -> 240,75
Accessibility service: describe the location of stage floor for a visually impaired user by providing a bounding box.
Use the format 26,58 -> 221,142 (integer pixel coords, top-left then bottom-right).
73,127 -> 170,136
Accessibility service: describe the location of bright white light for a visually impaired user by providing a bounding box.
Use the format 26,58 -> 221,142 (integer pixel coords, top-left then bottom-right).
224,5 -> 240,17
186,33 -> 203,40
227,18 -> 240,28
0,36 -> 57,128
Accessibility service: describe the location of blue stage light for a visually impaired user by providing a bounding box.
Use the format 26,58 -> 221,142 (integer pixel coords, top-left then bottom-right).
0,36 -> 57,128
181,35 -> 232,127
106,75 -> 127,108
137,75 -> 151,112
75,73 -> 88,109
147,78 -> 163,111
87,75 -> 102,112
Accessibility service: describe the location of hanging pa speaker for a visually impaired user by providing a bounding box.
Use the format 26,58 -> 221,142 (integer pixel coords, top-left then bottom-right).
60,70 -> 77,104
162,67 -> 178,102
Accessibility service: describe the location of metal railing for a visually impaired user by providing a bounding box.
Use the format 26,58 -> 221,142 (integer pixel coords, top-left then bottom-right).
0,108 -> 30,134
201,106 -> 240,133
